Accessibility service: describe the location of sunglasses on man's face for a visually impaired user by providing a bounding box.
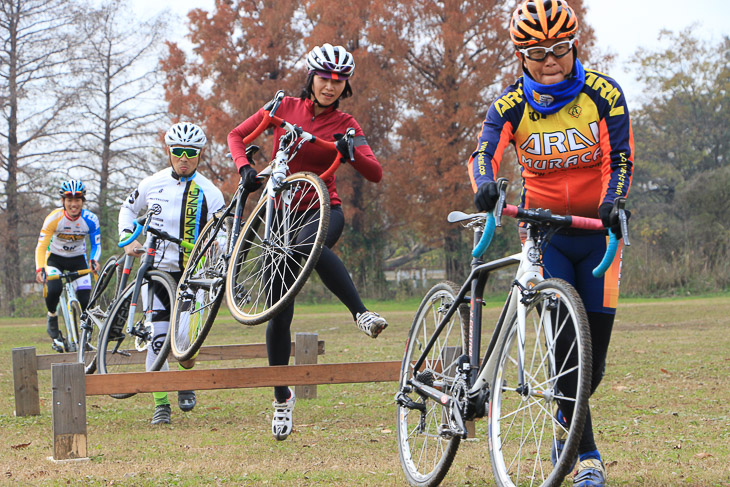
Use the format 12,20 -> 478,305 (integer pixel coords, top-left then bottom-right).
519,39 -> 574,61
169,147 -> 201,158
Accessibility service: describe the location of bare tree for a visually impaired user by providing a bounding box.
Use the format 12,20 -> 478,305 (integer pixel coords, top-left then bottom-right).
0,0 -> 85,313
74,0 -> 169,250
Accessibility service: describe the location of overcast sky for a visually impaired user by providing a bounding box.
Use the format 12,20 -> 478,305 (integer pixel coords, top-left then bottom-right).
132,0 -> 728,105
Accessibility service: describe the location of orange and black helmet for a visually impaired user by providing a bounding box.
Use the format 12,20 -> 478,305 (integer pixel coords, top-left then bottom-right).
509,0 -> 578,48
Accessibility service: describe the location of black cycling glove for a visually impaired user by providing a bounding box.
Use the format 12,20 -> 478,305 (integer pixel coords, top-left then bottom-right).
334,133 -> 354,163
598,202 -> 631,239
239,164 -> 262,192
474,181 -> 499,212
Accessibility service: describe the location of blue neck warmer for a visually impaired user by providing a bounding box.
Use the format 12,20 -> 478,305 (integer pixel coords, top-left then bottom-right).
522,58 -> 585,115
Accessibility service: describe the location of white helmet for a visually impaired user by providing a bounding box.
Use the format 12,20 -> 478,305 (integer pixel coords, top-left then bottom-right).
165,122 -> 207,148
306,43 -> 355,80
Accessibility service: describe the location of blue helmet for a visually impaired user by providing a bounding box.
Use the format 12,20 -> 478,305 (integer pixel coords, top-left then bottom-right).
60,179 -> 86,199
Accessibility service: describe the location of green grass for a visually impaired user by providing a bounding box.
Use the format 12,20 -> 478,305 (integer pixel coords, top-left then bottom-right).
1,296 -> 729,486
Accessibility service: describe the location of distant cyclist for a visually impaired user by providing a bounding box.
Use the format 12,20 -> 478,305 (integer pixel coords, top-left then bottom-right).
227,43 -> 387,441
119,122 -> 224,425
468,1 -> 634,486
35,180 -> 101,352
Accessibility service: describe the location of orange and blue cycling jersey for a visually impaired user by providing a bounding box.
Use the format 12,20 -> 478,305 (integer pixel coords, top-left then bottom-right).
35,208 -> 101,272
468,69 -> 634,219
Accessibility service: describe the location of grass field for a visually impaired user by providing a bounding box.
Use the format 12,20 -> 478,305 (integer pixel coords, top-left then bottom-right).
1,295 -> 729,486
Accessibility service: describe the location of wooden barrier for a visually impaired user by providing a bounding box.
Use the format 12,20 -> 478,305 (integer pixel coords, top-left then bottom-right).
12,334 -> 325,417
50,354 -> 401,460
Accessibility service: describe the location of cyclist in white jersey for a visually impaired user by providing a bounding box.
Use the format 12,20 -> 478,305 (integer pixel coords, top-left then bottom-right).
119,122 -> 225,424
35,180 -> 101,352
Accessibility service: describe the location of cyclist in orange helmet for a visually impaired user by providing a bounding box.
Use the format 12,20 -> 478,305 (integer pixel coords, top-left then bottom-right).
468,1 -> 634,485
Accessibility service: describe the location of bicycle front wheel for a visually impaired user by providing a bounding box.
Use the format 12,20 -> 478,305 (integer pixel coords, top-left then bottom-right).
89,255 -> 121,310
225,172 -> 329,325
62,300 -> 82,353
489,278 -> 592,487
79,255 -> 121,373
396,281 -> 469,487
96,270 -> 177,399
170,214 -> 231,361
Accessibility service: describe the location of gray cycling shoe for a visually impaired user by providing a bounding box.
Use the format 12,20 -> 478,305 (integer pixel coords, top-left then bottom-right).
151,404 -> 171,424
178,391 -> 196,412
46,314 -> 60,338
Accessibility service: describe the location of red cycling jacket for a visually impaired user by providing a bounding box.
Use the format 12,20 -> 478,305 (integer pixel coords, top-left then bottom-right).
228,96 -> 382,207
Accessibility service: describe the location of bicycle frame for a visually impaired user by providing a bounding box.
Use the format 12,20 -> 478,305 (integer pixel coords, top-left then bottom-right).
404,191 -> 629,427
243,90 -> 354,248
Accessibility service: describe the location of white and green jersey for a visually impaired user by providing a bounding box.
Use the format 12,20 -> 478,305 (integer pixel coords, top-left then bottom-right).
119,169 -> 225,272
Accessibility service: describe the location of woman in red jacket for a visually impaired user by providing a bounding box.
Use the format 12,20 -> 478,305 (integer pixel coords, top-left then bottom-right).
227,43 -> 387,441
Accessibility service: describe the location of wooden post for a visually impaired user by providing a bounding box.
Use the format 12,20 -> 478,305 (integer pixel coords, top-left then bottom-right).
294,332 -> 318,399
442,346 -> 475,438
51,363 -> 87,460
12,347 -> 40,417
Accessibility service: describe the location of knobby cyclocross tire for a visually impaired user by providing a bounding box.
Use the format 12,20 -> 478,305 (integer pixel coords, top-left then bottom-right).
396,281 -> 470,487
79,255 -> 121,374
488,278 -> 592,487
170,214 -> 232,361
66,300 -> 82,353
96,270 -> 177,399
225,172 -> 329,325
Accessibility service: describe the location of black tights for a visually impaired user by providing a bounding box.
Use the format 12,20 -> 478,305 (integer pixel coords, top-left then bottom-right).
556,311 -> 615,454
267,206 -> 366,402
44,254 -> 92,313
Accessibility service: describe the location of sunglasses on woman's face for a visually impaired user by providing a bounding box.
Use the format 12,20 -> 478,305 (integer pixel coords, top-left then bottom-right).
169,147 -> 201,158
519,39 -> 574,61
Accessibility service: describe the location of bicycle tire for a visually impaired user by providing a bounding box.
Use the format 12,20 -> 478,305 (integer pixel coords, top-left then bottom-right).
63,300 -> 82,354
79,255 -> 121,373
88,255 -> 121,310
170,214 -> 231,361
488,278 -> 592,487
396,281 -> 469,487
96,270 -> 177,399
225,172 -> 329,325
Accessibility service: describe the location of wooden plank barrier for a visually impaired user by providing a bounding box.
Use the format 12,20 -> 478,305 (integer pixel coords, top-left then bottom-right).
51,355 -> 401,460
83,360 -> 402,395
12,334 -> 325,417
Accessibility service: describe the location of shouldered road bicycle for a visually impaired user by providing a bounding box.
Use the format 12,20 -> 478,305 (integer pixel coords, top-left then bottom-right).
169,90 -> 355,361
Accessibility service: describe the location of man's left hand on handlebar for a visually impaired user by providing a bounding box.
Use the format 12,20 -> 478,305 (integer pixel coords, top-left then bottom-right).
598,202 -> 631,239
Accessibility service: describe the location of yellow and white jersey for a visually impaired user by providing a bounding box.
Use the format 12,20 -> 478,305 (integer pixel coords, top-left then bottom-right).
35,209 -> 101,271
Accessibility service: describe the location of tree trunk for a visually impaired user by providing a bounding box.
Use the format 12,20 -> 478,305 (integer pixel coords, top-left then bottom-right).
444,227 -> 468,284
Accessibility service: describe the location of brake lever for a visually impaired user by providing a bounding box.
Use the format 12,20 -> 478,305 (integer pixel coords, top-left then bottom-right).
494,178 -> 508,227
344,127 -> 356,161
615,198 -> 631,246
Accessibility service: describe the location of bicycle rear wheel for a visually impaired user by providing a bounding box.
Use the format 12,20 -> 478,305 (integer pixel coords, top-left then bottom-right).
396,281 -> 469,487
225,172 -> 329,325
96,270 -> 177,399
79,255 -> 121,373
170,214 -> 231,361
488,278 -> 592,487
